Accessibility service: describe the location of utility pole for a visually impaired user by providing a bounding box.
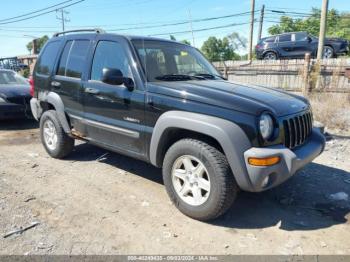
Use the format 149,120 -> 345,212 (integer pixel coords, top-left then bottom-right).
316,0 -> 329,60
188,9 -> 195,46
56,8 -> 70,32
248,0 -> 255,61
258,5 -> 265,41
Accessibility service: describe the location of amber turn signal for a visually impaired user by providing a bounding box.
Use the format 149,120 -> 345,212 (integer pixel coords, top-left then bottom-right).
248,156 -> 280,166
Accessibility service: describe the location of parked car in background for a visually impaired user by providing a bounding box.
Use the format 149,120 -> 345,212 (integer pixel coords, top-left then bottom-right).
0,69 -> 32,119
256,32 -> 349,60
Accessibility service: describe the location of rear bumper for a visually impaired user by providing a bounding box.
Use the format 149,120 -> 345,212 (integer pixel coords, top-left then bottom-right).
243,128 -> 325,192
0,103 -> 30,119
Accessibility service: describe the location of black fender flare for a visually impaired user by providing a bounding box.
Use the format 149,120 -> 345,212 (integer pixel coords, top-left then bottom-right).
38,92 -> 71,133
150,111 -> 254,191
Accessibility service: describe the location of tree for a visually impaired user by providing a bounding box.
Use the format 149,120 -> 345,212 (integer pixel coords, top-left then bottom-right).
181,39 -> 191,45
26,35 -> 49,54
267,8 -> 350,40
201,33 -> 246,62
169,35 -> 191,45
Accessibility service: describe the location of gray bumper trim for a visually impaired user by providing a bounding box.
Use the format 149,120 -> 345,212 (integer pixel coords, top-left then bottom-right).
30,98 -> 42,121
243,128 -> 325,192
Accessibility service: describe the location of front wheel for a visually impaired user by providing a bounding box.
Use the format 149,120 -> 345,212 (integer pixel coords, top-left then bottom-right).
323,46 -> 334,59
162,139 -> 238,221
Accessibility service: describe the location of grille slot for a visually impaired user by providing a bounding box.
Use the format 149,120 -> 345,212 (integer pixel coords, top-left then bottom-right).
283,112 -> 313,149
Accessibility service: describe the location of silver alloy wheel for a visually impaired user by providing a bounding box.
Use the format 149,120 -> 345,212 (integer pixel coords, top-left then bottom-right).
171,155 -> 211,206
323,47 -> 333,59
43,119 -> 58,151
263,52 -> 277,60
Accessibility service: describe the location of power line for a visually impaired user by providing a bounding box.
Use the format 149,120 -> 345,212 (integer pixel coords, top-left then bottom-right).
0,0 -> 73,22
149,21 -> 252,37
108,11 -> 255,31
0,0 -> 85,25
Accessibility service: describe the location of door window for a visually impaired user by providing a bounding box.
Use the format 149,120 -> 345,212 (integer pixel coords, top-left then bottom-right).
278,34 -> 292,42
57,40 -> 90,79
295,33 -> 308,42
90,41 -> 131,81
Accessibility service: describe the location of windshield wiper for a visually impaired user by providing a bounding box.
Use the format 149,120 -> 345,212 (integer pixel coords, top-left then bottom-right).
193,73 -> 226,80
155,74 -> 205,81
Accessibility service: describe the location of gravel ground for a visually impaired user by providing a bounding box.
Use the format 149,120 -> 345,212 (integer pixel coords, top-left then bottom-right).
0,119 -> 349,255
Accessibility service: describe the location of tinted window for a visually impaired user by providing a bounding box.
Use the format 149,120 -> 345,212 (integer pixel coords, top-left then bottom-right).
295,33 -> 308,41
278,34 -> 292,42
264,37 -> 276,43
91,41 -> 131,81
36,41 -> 60,75
57,40 -> 90,78
0,70 -> 28,85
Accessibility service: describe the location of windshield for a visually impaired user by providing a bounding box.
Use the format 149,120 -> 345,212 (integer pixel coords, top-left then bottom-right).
132,40 -> 221,82
0,70 -> 28,85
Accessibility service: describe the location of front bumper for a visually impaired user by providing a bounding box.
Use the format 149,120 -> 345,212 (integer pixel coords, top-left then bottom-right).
243,128 -> 325,192
0,103 -> 31,119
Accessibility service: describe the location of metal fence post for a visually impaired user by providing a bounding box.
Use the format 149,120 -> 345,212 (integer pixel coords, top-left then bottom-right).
302,53 -> 311,97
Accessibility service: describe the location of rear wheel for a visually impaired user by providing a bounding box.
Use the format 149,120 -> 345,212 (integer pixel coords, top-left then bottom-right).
162,139 -> 238,221
263,51 -> 277,60
40,110 -> 74,159
323,46 -> 334,59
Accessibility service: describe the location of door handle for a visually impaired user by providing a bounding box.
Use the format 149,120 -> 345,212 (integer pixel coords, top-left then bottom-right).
85,87 -> 99,94
51,81 -> 61,88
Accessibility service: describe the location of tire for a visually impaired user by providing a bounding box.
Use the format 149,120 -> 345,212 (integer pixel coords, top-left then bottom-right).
323,46 -> 334,59
40,110 -> 74,159
263,51 -> 277,60
162,138 -> 238,221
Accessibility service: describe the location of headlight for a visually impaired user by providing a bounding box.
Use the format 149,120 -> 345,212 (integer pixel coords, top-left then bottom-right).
0,97 -> 7,103
259,113 -> 274,140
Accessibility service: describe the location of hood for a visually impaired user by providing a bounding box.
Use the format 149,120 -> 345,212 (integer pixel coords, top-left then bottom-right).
0,84 -> 30,98
325,37 -> 347,43
148,80 -> 309,117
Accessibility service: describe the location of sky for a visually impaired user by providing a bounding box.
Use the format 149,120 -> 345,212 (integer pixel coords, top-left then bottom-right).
0,0 -> 349,57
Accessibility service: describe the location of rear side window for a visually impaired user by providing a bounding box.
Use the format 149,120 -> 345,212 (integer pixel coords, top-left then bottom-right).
278,34 -> 292,42
90,41 -> 131,81
36,41 -> 61,75
57,40 -> 90,79
264,37 -> 276,43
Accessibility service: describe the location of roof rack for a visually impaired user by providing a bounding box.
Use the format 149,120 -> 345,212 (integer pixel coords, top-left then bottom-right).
53,28 -> 105,37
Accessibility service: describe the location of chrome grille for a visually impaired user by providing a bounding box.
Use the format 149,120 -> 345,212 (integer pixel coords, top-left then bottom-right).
283,112 -> 313,149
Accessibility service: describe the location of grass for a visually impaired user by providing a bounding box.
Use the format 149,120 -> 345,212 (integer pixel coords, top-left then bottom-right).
308,93 -> 350,134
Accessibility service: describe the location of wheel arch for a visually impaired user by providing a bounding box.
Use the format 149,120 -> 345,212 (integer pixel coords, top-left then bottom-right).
38,92 -> 71,133
262,49 -> 279,58
150,111 -> 253,190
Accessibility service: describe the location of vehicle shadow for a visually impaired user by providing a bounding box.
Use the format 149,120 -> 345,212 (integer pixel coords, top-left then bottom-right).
67,142 -> 350,231
65,142 -> 163,184
213,163 -> 350,231
0,118 -> 38,130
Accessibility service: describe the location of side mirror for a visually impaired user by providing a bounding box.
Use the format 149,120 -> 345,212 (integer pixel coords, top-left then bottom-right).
307,36 -> 312,43
101,68 -> 134,91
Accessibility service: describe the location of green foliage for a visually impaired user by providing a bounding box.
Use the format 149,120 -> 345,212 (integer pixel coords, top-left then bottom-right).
268,8 -> 350,40
169,35 -> 191,45
180,39 -> 191,45
21,68 -> 30,78
26,35 -> 49,53
201,33 -> 246,62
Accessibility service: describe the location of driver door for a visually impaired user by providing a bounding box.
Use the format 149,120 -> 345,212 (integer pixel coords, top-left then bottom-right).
82,38 -> 145,155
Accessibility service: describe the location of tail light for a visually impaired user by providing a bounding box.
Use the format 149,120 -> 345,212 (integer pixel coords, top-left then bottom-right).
256,44 -> 262,49
29,76 -> 34,97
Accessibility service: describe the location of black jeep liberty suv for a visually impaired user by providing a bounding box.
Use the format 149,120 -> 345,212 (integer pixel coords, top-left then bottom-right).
30,29 -> 325,221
